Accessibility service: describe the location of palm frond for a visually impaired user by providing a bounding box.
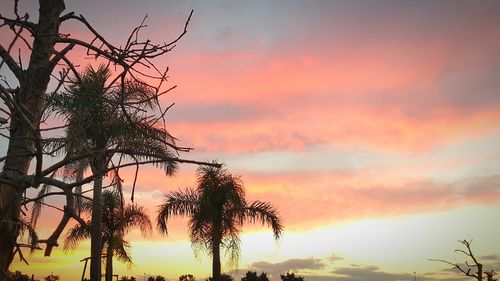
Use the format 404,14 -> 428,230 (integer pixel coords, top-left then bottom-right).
222,232 -> 241,268
196,162 -> 226,193
117,117 -> 179,175
243,201 -> 283,240
157,188 -> 199,235
71,160 -> 88,215
120,79 -> 157,110
63,222 -> 91,252
31,171 -> 57,228
122,204 -> 152,236
113,238 -> 133,267
42,137 -> 69,156
189,217 -> 212,258
18,217 -> 39,253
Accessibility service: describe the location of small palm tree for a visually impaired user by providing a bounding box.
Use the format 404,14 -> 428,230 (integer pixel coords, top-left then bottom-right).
64,190 -> 152,281
157,163 -> 283,279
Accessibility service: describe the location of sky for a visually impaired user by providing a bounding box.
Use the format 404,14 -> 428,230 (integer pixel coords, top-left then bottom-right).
3,0 -> 500,280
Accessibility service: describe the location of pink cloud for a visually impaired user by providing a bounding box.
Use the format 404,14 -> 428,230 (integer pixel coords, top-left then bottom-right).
166,105 -> 500,153
243,173 -> 500,230
155,15 -> 500,154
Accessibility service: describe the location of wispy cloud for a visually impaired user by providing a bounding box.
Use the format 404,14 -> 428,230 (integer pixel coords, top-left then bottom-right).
249,258 -> 325,273
327,264 -> 462,281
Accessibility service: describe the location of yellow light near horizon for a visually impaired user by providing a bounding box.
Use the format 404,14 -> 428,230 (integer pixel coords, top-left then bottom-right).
11,206 -> 500,281
238,205 -> 500,275
124,241 -> 213,279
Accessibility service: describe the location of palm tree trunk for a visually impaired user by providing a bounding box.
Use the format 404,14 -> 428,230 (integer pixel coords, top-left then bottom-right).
105,245 -> 113,281
0,1 -> 65,279
212,239 -> 222,279
90,173 -> 104,281
212,222 -> 222,280
90,154 -> 107,281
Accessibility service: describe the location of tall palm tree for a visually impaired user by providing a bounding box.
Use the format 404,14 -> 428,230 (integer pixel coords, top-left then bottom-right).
38,65 -> 179,280
64,190 -> 152,281
157,164 -> 283,279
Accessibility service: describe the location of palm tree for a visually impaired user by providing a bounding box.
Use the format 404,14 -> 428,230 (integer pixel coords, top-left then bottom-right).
64,190 -> 152,281
38,65 -> 179,280
157,164 -> 283,279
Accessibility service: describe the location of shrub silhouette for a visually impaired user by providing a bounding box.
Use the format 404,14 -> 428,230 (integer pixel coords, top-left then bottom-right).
280,273 -> 304,281
207,274 -> 234,281
241,271 -> 269,281
180,274 -> 196,281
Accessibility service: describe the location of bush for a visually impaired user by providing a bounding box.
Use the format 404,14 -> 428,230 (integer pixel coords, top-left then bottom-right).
11,271 -> 32,281
180,274 -> 196,281
44,274 -> 60,281
119,277 -> 137,281
280,273 -> 304,281
241,271 -> 269,281
207,274 -> 234,281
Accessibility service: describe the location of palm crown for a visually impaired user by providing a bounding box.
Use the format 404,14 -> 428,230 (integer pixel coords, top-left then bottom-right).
46,64 -> 179,175
64,190 -> 152,279
157,163 -> 284,279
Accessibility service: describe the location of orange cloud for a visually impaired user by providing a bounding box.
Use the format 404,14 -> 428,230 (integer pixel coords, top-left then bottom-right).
158,21 -> 500,153
243,173 -> 500,230
166,105 -> 500,153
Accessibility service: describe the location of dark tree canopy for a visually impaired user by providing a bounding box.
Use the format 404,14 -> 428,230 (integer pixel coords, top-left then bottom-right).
10,271 -> 33,281
241,271 -> 269,281
280,273 -> 304,281
180,274 -> 196,281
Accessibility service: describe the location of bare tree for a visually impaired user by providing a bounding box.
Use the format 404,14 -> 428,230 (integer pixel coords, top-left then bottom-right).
430,239 -> 497,281
0,1 -> 216,280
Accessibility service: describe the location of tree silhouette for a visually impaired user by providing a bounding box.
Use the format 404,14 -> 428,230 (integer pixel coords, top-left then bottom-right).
430,239 -> 497,281
147,276 -> 166,281
44,274 -> 59,281
180,274 -> 196,281
0,1 -> 202,279
241,271 -> 269,281
280,273 -> 304,281
207,274 -> 233,281
119,277 -> 137,281
157,164 -> 283,279
10,271 -> 33,281
64,190 -> 152,281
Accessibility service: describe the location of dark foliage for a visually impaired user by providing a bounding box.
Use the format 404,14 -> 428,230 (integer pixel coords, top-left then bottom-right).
43,274 -> 59,281
207,274 -> 234,281
119,277 -> 137,281
10,271 -> 34,281
179,274 -> 196,281
280,273 -> 304,281
241,271 -> 269,281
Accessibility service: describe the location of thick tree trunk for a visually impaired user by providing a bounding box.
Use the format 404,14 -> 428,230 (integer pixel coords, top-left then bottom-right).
0,0 -> 65,279
105,245 -> 113,281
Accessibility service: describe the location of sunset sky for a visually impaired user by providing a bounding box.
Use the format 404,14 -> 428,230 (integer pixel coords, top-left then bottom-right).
4,0 -> 500,280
